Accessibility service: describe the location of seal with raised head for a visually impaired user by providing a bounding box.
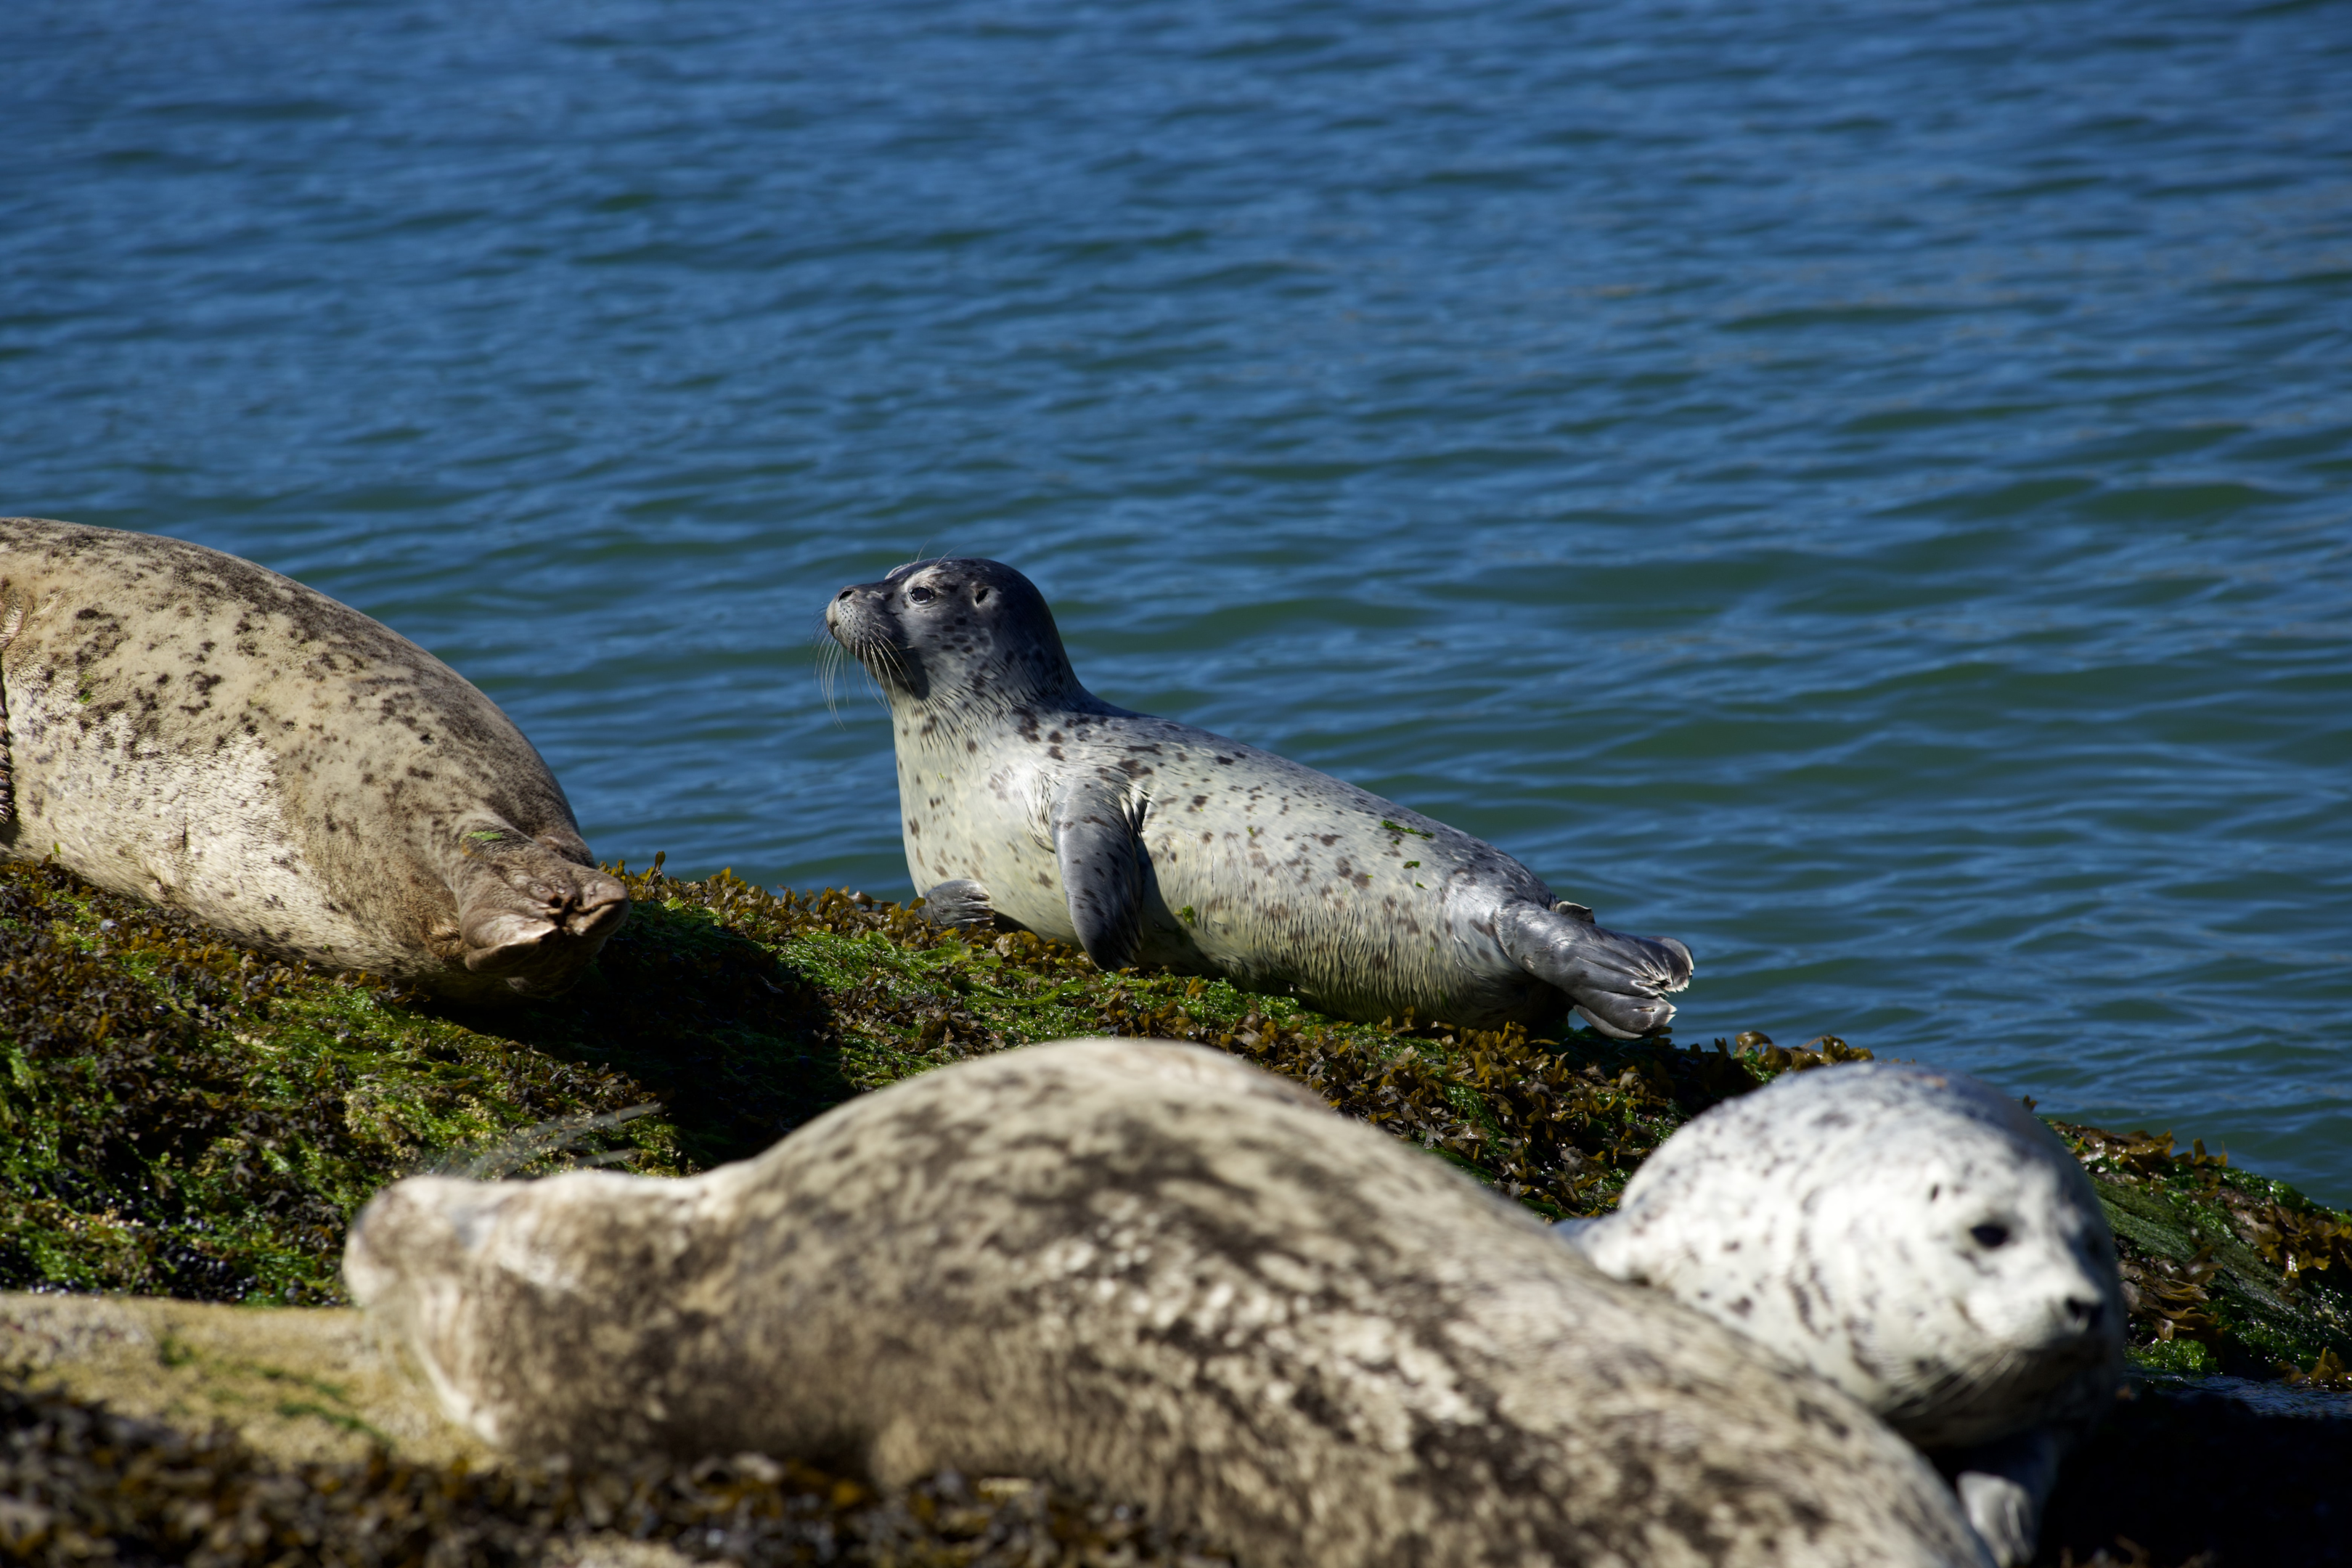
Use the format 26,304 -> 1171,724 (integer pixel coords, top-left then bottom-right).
347,1037 -> 1992,1568
824,558 -> 1692,1037
1557,1061 -> 2126,1566
0,518 -> 627,1000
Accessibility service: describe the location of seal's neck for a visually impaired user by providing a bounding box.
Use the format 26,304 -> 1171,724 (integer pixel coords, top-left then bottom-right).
889,666 -> 1124,754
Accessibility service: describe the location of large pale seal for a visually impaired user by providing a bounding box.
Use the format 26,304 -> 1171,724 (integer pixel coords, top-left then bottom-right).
823,558 -> 1692,1037
0,519 -> 626,1000
347,1038 -> 1991,1568
1559,1061 -> 2126,1565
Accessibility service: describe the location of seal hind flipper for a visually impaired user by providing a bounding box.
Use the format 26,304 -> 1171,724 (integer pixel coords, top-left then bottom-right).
920,878 -> 997,930
450,826 -> 629,997
1496,902 -> 1694,1037
1053,780 -> 1143,971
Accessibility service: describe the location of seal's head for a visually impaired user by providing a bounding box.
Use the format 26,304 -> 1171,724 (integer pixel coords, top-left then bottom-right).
826,558 -> 1079,712
345,1163 -> 722,1461
343,1174 -> 533,1447
1569,1061 -> 2125,1450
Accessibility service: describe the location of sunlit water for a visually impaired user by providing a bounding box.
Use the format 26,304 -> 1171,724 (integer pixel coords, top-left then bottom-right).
7,0 -> 2348,1200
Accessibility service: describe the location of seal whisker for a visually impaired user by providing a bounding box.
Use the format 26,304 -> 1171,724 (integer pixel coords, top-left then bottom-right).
813,633 -> 854,725
862,636 -> 911,703
822,611 -> 907,711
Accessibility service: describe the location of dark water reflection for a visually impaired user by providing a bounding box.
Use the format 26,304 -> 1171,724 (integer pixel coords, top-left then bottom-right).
6,0 -> 2348,1198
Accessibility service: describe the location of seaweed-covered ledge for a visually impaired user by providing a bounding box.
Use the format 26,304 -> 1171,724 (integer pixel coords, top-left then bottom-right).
2,854 -> 2347,1378
4,856 -> 2350,1566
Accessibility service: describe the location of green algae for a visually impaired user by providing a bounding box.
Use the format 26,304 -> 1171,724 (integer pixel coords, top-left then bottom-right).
0,859 -> 679,1301
2059,1122 -> 2352,1384
3,855 -> 2348,1389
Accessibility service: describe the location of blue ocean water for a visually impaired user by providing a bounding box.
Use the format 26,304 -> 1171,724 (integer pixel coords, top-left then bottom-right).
4,0 -> 2348,1199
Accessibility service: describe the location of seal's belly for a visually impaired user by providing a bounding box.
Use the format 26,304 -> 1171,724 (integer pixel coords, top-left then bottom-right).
902,733 -> 1556,1024
897,756 -> 1077,941
1136,780 -> 1548,1023
3,668 -> 401,968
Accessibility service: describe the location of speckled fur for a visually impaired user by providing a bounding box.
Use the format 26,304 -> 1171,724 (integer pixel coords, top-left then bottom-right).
347,1040 -> 1991,1568
0,519 -> 626,1000
824,558 -> 1692,1034
1563,1063 -> 2126,1564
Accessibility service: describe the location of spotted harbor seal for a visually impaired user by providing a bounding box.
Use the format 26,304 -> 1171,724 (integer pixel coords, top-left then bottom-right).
824,558 -> 1692,1037
348,1038 -> 1990,1567
1557,1062 -> 2126,1566
0,518 -> 627,1000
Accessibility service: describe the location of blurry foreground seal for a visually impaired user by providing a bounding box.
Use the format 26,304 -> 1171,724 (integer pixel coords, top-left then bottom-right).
0,519 -> 626,1000
1559,1062 -> 2126,1565
348,1038 -> 1993,1568
825,558 -> 1691,1036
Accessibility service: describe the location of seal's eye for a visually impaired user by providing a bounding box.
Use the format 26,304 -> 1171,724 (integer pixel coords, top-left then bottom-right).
1970,1222 -> 2011,1249
973,585 -> 991,604
907,585 -> 936,605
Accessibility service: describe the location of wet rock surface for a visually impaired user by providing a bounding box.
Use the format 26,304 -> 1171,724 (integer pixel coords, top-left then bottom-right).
3,857 -> 2346,1562
2035,1375 -> 2352,1567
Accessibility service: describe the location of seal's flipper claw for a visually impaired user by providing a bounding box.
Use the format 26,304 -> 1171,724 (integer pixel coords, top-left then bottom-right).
1575,1000 -> 1665,1040
1053,781 -> 1143,971
922,878 -> 997,931
1500,903 -> 1694,1036
452,828 -> 629,997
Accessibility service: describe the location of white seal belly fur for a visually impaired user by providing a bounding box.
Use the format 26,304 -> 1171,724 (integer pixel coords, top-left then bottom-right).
825,557 -> 1693,1037
347,1038 -> 1991,1568
1558,1061 -> 2126,1565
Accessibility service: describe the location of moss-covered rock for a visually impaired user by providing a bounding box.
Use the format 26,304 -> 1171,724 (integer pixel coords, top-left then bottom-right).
5,853 -> 2351,1564
2059,1123 -> 2352,1384
0,1362 -> 1222,1568
3,854 -> 2347,1386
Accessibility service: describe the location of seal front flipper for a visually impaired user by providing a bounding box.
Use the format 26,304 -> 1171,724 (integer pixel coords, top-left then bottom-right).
920,878 -> 997,931
1940,1427 -> 2067,1567
1052,779 -> 1143,971
1495,901 -> 1694,1038
449,823 -> 630,997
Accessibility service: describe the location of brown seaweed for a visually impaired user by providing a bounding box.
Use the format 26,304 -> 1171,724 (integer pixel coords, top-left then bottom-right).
5,855 -> 2348,1385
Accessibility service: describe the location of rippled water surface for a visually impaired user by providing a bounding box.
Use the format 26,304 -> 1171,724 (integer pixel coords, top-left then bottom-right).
7,0 -> 2348,1199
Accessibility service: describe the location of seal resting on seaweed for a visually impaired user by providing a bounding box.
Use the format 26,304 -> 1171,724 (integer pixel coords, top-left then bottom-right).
347,1037 -> 1993,1568
823,557 -> 1691,1037
0,518 -> 626,1000
1557,1061 -> 2126,1566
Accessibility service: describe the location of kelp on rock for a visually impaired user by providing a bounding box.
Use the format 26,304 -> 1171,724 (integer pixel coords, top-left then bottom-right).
1,856 -> 2346,1385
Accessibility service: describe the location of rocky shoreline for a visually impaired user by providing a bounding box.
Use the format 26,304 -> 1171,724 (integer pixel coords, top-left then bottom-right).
3,857 -> 2347,1564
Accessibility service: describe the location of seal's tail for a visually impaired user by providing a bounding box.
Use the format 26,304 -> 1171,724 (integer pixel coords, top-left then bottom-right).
1497,902 -> 1694,1040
